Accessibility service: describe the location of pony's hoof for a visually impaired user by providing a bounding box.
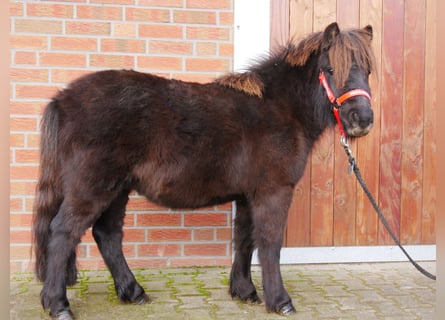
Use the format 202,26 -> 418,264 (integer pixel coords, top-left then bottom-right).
133,293 -> 150,305
230,289 -> 262,305
54,310 -> 74,320
277,302 -> 296,316
244,292 -> 263,305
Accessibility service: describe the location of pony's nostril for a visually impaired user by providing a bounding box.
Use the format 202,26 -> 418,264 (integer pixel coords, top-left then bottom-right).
351,111 -> 359,123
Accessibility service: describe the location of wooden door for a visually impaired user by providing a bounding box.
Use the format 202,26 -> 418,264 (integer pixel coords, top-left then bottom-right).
270,0 -> 436,247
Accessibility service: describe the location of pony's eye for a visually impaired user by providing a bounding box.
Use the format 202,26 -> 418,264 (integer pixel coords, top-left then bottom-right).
327,67 -> 334,75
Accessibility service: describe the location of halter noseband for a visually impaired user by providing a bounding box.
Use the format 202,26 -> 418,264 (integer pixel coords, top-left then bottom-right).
318,69 -> 371,137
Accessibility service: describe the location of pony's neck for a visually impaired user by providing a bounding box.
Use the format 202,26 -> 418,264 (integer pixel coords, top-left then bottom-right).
257,54 -> 335,143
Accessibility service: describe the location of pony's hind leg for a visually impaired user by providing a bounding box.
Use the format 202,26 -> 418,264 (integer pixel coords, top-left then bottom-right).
40,199 -> 104,319
229,198 -> 262,304
92,191 -> 149,305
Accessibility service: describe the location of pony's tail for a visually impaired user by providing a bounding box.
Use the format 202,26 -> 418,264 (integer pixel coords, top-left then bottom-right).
33,99 -> 63,282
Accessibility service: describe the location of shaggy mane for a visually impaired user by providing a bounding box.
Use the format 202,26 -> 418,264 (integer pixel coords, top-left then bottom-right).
216,26 -> 375,98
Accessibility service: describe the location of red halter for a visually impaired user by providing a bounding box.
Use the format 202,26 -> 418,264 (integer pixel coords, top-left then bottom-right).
318,69 -> 371,137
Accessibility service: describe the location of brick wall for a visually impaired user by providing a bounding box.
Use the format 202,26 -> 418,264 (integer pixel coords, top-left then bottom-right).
10,0 -> 234,273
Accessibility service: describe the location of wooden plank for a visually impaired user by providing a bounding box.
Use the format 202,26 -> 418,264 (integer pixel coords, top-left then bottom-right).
421,0 -> 436,243
289,0 -> 313,40
310,0 -> 336,246
285,0 -> 314,247
332,0 -> 359,246
400,0 -> 426,244
269,0 -> 289,52
356,0 -> 383,245
378,0 -> 404,244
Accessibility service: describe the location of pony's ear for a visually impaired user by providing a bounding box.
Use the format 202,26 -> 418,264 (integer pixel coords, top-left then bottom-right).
363,25 -> 373,41
322,22 -> 340,50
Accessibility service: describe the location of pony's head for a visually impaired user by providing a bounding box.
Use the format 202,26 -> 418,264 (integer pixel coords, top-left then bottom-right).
288,22 -> 375,137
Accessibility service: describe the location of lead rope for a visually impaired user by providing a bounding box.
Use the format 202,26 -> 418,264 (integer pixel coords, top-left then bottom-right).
340,136 -> 436,280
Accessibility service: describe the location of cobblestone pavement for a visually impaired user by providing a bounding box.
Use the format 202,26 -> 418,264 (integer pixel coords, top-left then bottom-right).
10,262 -> 436,319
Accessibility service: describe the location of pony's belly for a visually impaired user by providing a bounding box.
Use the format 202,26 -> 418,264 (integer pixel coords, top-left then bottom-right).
132,161 -> 237,209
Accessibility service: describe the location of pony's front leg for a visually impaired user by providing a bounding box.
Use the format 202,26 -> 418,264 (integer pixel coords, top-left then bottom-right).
230,197 -> 261,304
251,187 -> 296,316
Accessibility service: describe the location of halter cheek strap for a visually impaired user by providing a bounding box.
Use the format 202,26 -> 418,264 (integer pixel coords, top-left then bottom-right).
318,69 -> 371,137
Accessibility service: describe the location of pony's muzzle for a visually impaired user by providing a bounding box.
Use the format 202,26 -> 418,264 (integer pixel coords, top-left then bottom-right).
344,101 -> 374,137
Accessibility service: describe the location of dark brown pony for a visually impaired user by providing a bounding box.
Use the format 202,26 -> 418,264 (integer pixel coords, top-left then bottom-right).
33,22 -> 375,319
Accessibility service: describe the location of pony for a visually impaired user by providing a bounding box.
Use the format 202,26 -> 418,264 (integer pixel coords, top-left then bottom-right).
33,22 -> 375,319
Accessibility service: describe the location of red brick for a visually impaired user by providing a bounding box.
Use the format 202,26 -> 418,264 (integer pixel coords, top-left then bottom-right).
91,0 -> 135,4
126,258 -> 167,268
186,0 -> 231,9
139,24 -> 183,39
219,11 -> 234,25
10,134 -> 25,148
51,69 -> 92,84
82,228 -> 95,242
14,19 -> 63,34
25,197 -> 36,212
66,21 -> 111,35
139,0 -> 182,6
10,181 -> 37,196
124,213 -> 136,227
184,213 -> 228,226
14,51 -> 37,65
10,2 -> 24,16
216,202 -> 233,210
219,43 -> 234,56
26,3 -> 74,18
51,37 -> 97,51
215,258 -> 232,266
126,8 -> 170,22
10,35 -> 48,50
10,101 -> 45,115
10,117 -> 38,132
195,42 -> 217,55
186,26 -> 229,40
149,40 -> 193,55
9,198 -> 23,213
15,149 -> 40,163
193,228 -> 214,241
184,243 -> 227,256
186,58 -> 229,72
10,68 -> 48,83
137,213 -> 181,226
137,56 -> 182,70
123,229 -> 146,242
101,38 -> 146,53
89,54 -> 135,68
172,73 -> 216,83
10,214 -> 33,228
10,230 -> 32,243
27,133 -> 41,148
10,165 -> 39,180
216,227 -> 232,241
10,245 -> 32,260
40,52 -> 86,67
15,84 -> 60,99
76,5 -> 123,20
89,244 -> 135,258
148,229 -> 191,241
127,197 -> 166,211
174,10 -> 217,24
138,243 -> 181,256
170,258 -> 216,267
77,259 -> 107,270
113,23 -> 137,37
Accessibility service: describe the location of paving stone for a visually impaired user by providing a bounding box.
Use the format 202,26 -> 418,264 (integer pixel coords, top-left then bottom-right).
10,262 -> 436,319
